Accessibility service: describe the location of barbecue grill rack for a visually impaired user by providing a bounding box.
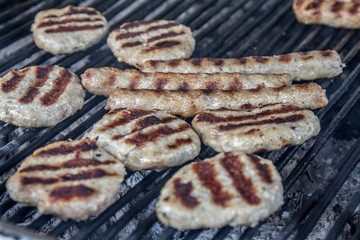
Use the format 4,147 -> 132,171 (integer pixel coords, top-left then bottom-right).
0,0 -> 359,239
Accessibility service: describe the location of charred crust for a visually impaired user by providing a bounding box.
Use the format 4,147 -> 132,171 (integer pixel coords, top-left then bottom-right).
144,40 -> 181,52
36,139 -> 98,156
147,31 -> 185,43
208,58 -> 224,66
193,161 -> 232,206
173,178 -> 199,208
220,152 -> 260,205
190,58 -> 202,66
218,114 -> 305,131
229,78 -> 243,90
278,54 -> 292,63
155,78 -> 168,90
178,82 -> 190,91
101,109 -> 152,131
38,17 -> 103,28
44,24 -> 105,33
206,81 -> 220,90
246,153 -> 273,184
49,184 -> 95,201
253,56 -> 269,64
169,59 -> 180,67
1,68 -> 30,93
167,138 -> 193,149
320,50 -> 333,57
238,58 -> 247,64
134,115 -> 176,131
122,41 -> 142,48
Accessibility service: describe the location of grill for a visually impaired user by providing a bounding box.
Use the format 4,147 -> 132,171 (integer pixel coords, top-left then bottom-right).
0,0 -> 359,239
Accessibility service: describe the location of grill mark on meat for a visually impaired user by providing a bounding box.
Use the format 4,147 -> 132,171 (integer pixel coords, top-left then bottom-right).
220,152 -> 260,205
40,68 -> 72,106
45,24 -> 104,33
244,128 -> 260,135
36,139 -> 98,156
130,76 -> 140,89
257,83 -> 266,89
173,178 -> 199,208
169,59 -> 180,67
125,124 -> 190,147
349,3 -> 360,15
167,137 -> 193,149
238,58 -> 247,64
320,50 -> 333,57
121,20 -> 153,29
134,116 -> 177,131
191,59 -> 202,66
279,54 -> 292,62
107,74 -> 116,86
178,82 -> 190,91
147,22 -> 179,31
196,105 -> 303,123
19,66 -> 53,104
246,153 -> 273,184
143,40 -> 181,52
331,2 -> 344,16
122,41 -> 142,48
253,56 -> 269,64
21,169 -> 117,185
218,114 -> 305,131
208,59 -> 224,66
100,109 -> 152,131
305,0 -> 324,16
147,31 -> 185,43
112,135 -> 124,140
302,56 -> 314,60
1,68 -> 30,93
229,78 -> 243,90
193,162 -> 232,206
44,6 -> 98,19
20,159 -> 116,173
116,31 -> 143,40
206,81 -> 219,90
155,78 -> 168,90
49,184 -> 95,201
38,17 -> 103,28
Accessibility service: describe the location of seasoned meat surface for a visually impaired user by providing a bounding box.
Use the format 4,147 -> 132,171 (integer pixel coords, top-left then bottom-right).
139,50 -> 344,81
6,139 -> 126,221
107,20 -> 195,67
156,151 -> 283,229
0,65 -> 85,127
85,109 -> 201,171
293,0 -> 360,29
31,5 -> 109,55
192,104 -> 321,153
105,83 -> 328,117
81,67 -> 291,96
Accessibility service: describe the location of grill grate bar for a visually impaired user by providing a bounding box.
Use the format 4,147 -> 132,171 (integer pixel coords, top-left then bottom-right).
182,229 -> 202,240
127,212 -> 158,240
27,215 -> 53,230
277,138 -> 360,240
325,191 -> 360,240
156,227 -> 177,240
0,0 -> 41,22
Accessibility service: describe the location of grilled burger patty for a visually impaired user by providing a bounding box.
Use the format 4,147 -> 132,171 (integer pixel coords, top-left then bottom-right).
105,83 -> 328,117
6,139 -> 126,221
293,0 -> 360,29
156,151 -> 283,229
81,67 -> 291,96
85,109 -> 201,171
192,104 -> 320,153
107,20 -> 195,67
31,5 -> 109,54
139,50 -> 344,81
0,65 -> 85,127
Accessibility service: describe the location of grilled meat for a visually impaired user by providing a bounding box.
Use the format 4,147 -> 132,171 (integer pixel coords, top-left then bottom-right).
0,65 -> 85,127
293,0 -> 360,29
192,104 -> 320,153
81,67 -> 291,96
139,50 -> 344,81
31,5 -> 109,54
105,83 -> 328,117
6,138 -> 126,221
107,20 -> 195,67
85,109 -> 201,171
156,151 -> 283,229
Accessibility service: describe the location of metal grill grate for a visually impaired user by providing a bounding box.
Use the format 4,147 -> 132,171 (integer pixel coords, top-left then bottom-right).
0,0 -> 359,239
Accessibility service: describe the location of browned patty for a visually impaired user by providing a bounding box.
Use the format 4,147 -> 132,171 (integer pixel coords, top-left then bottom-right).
293,0 -> 360,29
0,65 -> 85,127
105,83 -> 328,117
6,138 -> 126,221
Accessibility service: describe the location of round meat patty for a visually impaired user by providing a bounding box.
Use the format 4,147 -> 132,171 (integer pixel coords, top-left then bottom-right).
6,138 -> 126,221
31,5 -> 109,55
0,65 -> 85,127
85,109 -> 201,171
156,151 -> 283,229
107,20 -> 195,67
